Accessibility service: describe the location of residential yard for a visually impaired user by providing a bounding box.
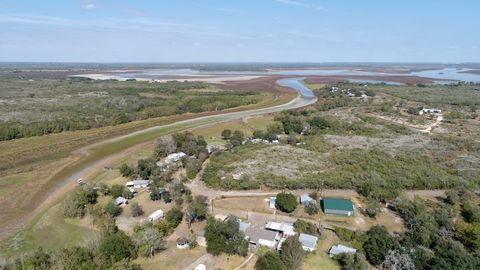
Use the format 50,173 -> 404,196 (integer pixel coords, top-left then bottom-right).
302,230 -> 340,270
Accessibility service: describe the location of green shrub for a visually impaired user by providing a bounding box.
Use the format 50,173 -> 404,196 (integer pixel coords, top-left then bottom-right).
276,192 -> 298,213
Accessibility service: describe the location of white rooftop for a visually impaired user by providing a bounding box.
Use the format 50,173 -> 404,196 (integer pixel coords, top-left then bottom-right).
329,244 -> 357,257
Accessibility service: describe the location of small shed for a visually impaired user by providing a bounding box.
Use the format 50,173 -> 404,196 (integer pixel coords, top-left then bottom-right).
329,244 -> 357,257
176,237 -> 189,249
269,197 -> 277,209
115,196 -> 128,206
322,198 -> 354,216
299,233 -> 318,252
299,194 -> 314,205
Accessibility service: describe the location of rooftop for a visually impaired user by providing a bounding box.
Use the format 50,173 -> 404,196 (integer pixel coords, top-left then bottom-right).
329,244 -> 357,256
299,233 -> 318,250
323,198 -> 354,212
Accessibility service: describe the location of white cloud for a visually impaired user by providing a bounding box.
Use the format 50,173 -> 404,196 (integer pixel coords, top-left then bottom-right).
81,4 -> 96,10
274,0 -> 327,11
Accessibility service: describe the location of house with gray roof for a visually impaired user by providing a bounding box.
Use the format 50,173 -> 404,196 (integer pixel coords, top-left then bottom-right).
240,222 -> 280,249
299,233 -> 318,252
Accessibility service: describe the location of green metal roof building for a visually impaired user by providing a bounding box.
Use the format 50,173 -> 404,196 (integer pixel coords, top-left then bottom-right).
322,198 -> 354,216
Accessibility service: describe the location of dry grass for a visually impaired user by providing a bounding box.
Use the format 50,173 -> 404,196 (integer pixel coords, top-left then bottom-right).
213,196 -> 273,214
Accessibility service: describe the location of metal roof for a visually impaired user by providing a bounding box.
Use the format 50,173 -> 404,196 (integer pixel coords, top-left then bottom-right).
299,233 -> 318,250
300,194 -> 314,204
329,244 -> 356,256
323,198 -> 354,212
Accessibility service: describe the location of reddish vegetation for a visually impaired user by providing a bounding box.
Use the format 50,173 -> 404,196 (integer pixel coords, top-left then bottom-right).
222,76 -> 295,93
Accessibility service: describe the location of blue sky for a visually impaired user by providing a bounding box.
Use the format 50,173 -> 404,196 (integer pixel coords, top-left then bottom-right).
0,0 -> 479,62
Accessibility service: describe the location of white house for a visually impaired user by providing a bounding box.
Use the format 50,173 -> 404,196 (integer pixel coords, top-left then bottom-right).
419,108 -> 442,115
240,222 -> 280,249
265,221 -> 296,237
299,233 -> 318,252
125,180 -> 151,189
148,209 -> 164,222
329,244 -> 357,257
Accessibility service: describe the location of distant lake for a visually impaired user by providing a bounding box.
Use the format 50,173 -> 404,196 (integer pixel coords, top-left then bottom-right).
276,78 -> 315,98
115,67 -> 480,84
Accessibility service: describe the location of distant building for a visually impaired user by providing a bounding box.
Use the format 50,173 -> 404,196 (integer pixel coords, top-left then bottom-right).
299,233 -> 318,252
419,108 -> 442,115
125,180 -> 151,189
299,194 -> 314,205
322,198 -> 354,216
148,209 -> 164,222
115,196 -> 128,206
329,244 -> 357,257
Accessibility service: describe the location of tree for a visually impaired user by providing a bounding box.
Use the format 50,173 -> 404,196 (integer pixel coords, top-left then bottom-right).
166,207 -> 183,228
463,202 -> 480,223
187,195 -> 208,223
109,185 -> 131,199
252,130 -> 265,139
381,250 -> 415,270
98,232 -> 136,268
51,246 -> 95,270
150,188 -> 162,201
22,248 -> 51,270
119,164 -> 134,177
304,201 -> 320,215
276,192 -> 298,213
205,217 -> 248,256
363,226 -> 399,265
280,236 -> 306,270
293,219 -> 317,235
221,129 -> 232,140
154,135 -> 177,158
108,259 -> 142,270
335,252 -> 370,270
365,198 -> 382,218
230,130 -> 245,147
130,202 -> 144,217
105,201 -> 122,217
162,191 -> 172,203
133,227 -> 166,257
255,251 -> 287,270
445,190 -> 460,205
63,186 -> 98,218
